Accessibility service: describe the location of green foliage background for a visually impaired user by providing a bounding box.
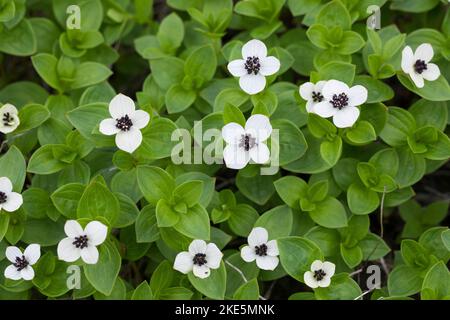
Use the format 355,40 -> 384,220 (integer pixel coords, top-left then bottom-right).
0,0 -> 449,300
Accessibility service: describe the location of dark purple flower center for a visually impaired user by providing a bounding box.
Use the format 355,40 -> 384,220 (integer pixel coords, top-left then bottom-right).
116,115 -> 133,131
244,56 -> 261,75
73,235 -> 89,249
414,59 -> 427,74
313,269 -> 326,281
255,243 -> 268,256
239,134 -> 256,151
13,255 -> 29,271
193,253 -> 207,266
0,191 -> 7,204
312,91 -> 324,103
330,93 -> 349,110
2,112 -> 13,126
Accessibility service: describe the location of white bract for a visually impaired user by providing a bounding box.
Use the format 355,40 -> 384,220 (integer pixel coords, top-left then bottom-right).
0,103 -> 20,134
221,114 -> 272,169
0,177 -> 23,213
240,227 -> 279,271
227,39 -> 280,95
401,43 -> 441,88
303,260 -> 336,288
313,80 -> 368,128
173,239 -> 223,279
4,244 -> 40,281
299,81 -> 327,113
99,93 -> 150,153
57,220 -> 108,264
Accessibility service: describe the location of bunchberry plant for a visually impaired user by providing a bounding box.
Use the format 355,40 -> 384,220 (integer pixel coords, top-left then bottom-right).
0,0 -> 448,301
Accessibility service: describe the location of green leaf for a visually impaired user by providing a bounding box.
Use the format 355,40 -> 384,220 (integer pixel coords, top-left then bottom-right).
278,236 -> 323,282
307,180 -> 329,203
31,54 -> 61,91
27,145 -> 68,175
0,19 -> 36,56
233,279 -> 259,300
254,205 -> 293,239
421,261 -> 450,300
0,146 -> 26,191
150,57 -> 185,90
150,260 -> 174,295
359,233 -> 390,260
156,198 -> 180,227
51,183 -> 84,219
340,244 -> 363,268
395,147 -> 426,188
135,205 -> 159,243
317,61 -> 355,84
274,176 -> 308,209
157,13 -> 184,52
174,204 -> 210,240
69,62 -> 112,90
380,107 -> 416,147
184,45 -> 217,86
336,31 -> 365,55
397,73 -> 450,102
309,197 -> 348,228
77,181 -> 120,225
188,261 -> 226,300
173,180 -> 203,208
353,76 -> 394,103
315,273 -> 362,300
316,0 -> 351,30
388,265 -> 423,297
223,103 -> 246,127
131,281 -> 154,300
137,117 -> 179,160
347,183 -> 379,215
15,104 -> 50,134
227,204 -> 259,237
320,137 -> 342,166
235,171 -> 276,206
272,119 -> 308,165
137,166 -> 175,205
165,84 -> 196,113
84,240 -> 121,296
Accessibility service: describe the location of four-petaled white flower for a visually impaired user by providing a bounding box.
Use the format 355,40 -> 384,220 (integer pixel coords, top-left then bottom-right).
313,80 -> 368,128
0,103 -> 20,134
222,114 -> 272,170
299,81 -> 328,113
303,260 -> 336,288
57,220 -> 108,265
4,244 -> 40,281
99,93 -> 150,153
0,177 -> 23,213
227,39 -> 280,95
240,227 -> 279,271
401,43 -> 441,88
173,239 -> 223,279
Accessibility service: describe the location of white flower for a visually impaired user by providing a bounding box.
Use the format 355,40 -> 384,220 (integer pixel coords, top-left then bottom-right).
221,114 -> 272,169
240,227 -> 279,271
173,239 -> 223,279
299,81 -> 327,113
313,80 -> 367,128
401,43 -> 441,88
0,103 -> 20,134
57,220 -> 108,265
303,260 -> 336,288
0,177 -> 23,213
4,244 -> 40,281
99,93 -> 150,153
227,39 -> 280,95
